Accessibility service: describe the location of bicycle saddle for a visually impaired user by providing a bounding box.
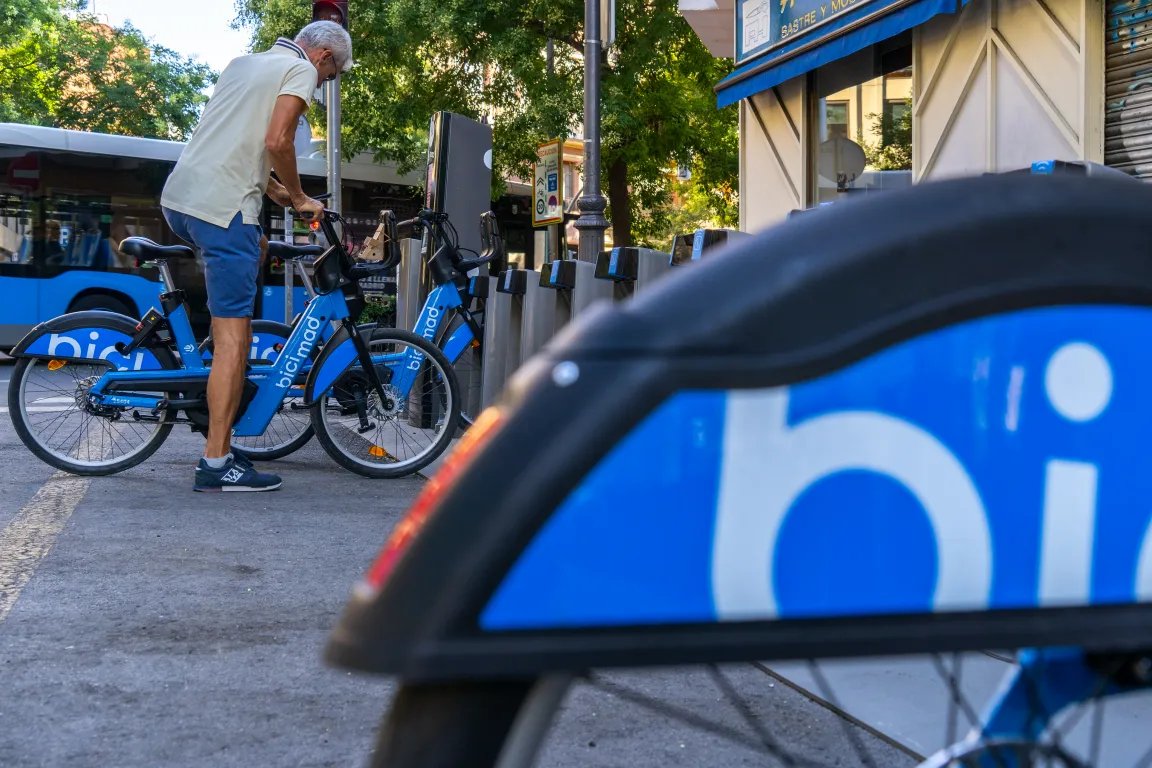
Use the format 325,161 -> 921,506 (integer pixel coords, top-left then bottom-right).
118,237 -> 194,262
268,241 -> 326,261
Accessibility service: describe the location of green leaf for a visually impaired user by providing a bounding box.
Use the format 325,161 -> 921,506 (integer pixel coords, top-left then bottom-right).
0,0 -> 214,140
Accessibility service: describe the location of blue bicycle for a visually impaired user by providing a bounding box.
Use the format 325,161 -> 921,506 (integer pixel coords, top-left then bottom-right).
397,209 -> 505,427
6,208 -> 460,479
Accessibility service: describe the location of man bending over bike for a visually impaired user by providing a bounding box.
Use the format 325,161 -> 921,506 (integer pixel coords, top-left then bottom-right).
160,21 -> 352,492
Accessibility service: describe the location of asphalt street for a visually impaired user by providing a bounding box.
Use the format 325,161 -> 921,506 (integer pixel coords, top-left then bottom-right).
0,358 -> 914,768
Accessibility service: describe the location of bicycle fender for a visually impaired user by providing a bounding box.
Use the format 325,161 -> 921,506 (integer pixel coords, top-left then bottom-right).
9,310 -> 166,371
303,325 -> 358,403
440,321 -> 475,363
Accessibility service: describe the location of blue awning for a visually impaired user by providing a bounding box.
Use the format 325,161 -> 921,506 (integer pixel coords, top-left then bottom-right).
716,0 -> 963,108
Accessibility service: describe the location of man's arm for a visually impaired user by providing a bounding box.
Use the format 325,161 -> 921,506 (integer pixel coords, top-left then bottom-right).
266,176 -> 292,208
265,95 -> 323,218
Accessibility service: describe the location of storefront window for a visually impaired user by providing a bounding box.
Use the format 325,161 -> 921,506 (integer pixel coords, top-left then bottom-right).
812,35 -> 913,207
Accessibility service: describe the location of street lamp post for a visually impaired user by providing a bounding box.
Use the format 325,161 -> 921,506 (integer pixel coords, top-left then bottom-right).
326,79 -> 342,214
575,0 -> 609,262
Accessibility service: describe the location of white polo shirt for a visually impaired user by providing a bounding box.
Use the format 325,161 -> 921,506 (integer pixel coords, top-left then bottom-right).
161,39 -> 317,229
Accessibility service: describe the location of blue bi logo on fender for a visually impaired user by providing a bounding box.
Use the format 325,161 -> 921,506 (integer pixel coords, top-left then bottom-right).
23,329 -> 164,371
481,304 -> 1152,630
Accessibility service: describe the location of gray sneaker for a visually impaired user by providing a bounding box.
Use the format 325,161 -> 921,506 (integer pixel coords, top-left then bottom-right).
194,456 -> 282,492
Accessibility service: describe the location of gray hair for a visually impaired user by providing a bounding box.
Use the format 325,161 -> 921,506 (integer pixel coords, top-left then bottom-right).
295,21 -> 353,72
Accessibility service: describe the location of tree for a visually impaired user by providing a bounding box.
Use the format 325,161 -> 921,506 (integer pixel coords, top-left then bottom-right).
235,0 -> 738,247
0,1 -> 214,140
861,101 -> 912,172
0,0 -> 60,45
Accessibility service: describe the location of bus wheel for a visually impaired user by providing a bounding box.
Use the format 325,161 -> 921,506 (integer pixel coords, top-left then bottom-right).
69,294 -> 135,317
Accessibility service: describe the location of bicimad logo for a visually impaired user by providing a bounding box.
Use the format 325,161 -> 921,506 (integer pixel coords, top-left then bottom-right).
711,341 -> 1152,619
46,331 -> 149,371
276,316 -> 323,390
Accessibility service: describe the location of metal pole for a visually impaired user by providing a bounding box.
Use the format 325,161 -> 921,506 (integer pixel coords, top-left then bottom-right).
282,204 -> 293,324
325,79 -> 342,214
575,0 -> 608,263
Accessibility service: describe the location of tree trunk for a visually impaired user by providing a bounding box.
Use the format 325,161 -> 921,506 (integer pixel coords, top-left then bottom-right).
607,156 -> 631,248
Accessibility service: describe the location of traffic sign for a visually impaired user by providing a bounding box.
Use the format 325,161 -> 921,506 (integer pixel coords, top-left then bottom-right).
533,139 -> 563,227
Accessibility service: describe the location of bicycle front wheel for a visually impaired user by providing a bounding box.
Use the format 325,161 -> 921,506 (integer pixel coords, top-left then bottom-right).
311,328 -> 460,479
370,648 -> 1152,768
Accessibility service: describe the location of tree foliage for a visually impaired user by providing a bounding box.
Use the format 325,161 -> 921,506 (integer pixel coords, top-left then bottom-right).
0,1 -> 214,140
862,101 -> 912,172
235,0 -> 737,247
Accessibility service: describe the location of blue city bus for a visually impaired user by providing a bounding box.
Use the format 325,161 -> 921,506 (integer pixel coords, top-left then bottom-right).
0,123 -> 425,351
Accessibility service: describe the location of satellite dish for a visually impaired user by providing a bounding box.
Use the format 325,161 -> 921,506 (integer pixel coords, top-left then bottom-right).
818,137 -> 867,187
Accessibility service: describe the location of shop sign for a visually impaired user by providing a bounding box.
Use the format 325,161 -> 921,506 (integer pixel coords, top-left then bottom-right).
737,0 -> 880,63
533,139 -> 564,227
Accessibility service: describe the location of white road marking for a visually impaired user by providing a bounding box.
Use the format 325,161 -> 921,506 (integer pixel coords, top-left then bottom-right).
1,407 -> 73,414
1,398 -> 75,414
0,471 -> 89,623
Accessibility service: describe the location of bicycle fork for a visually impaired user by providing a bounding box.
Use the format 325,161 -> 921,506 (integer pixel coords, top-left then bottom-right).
344,318 -> 390,434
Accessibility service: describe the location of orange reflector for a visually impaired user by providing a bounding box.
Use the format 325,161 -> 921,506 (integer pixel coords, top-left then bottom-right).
47,359 -> 66,371
471,339 -> 481,349
368,445 -> 392,459
361,407 -> 505,592
309,220 -> 321,231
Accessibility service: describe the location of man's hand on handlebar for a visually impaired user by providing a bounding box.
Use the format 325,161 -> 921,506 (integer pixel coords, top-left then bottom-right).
292,194 -> 325,221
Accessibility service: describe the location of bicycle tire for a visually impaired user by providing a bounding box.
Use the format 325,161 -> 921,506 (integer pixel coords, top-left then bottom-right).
369,679 -> 541,768
310,327 -> 460,479
8,351 -> 177,476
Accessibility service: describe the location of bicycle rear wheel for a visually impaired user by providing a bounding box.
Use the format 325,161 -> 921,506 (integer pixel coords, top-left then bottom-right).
311,328 -> 459,478
8,355 -> 176,476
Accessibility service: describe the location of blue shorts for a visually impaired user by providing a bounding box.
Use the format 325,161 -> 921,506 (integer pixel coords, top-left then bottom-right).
163,208 -> 261,319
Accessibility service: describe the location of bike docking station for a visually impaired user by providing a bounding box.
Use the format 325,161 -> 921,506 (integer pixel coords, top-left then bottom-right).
394,237 -> 425,332
671,228 -> 753,265
518,265 -> 562,362
473,231 -> 746,410
480,268 -> 528,409
541,258 -> 614,326
594,246 -> 675,299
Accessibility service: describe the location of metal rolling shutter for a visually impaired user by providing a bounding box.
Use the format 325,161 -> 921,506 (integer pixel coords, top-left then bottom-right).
1107,0 -> 1152,178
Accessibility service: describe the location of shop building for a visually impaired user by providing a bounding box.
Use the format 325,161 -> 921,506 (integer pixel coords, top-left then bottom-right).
680,0 -> 1142,232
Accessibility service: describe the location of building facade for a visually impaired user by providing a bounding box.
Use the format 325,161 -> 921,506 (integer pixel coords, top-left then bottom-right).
679,0 -> 1143,233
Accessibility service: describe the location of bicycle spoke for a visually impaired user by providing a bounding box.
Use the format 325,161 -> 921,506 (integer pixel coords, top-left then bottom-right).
15,359 -> 165,467
585,671 -> 833,766
806,660 -> 878,768
1089,695 -> 1104,768
705,664 -> 800,767
931,652 -> 982,747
